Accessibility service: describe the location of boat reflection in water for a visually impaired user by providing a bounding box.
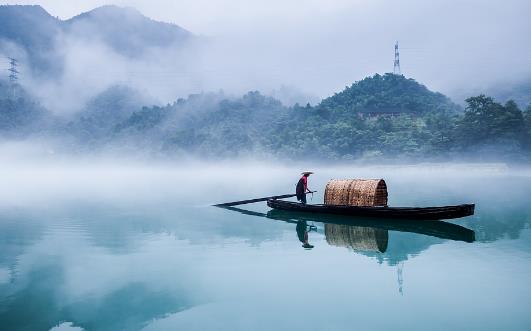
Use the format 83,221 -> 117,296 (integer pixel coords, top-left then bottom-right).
223,207 -> 475,250
266,209 -> 475,244
324,223 -> 389,253
223,206 -> 476,295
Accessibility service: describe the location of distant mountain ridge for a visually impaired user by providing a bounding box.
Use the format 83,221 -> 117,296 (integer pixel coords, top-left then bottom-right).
0,5 -> 61,73
66,5 -> 192,57
0,5 -> 193,75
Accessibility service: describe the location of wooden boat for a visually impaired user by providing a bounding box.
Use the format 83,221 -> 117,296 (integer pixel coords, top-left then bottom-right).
267,199 -> 475,221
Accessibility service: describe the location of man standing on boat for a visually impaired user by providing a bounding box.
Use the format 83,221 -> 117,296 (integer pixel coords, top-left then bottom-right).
296,171 -> 313,204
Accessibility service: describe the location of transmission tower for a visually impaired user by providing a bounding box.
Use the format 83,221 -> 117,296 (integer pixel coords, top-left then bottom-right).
8,57 -> 19,83
393,41 -> 401,75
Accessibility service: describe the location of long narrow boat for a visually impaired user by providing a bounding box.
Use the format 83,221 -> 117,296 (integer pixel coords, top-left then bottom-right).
267,199 -> 475,220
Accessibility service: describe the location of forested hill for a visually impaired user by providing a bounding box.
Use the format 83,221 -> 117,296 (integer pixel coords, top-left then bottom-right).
1,73 -> 530,161
319,73 -> 460,115
74,75 -> 531,161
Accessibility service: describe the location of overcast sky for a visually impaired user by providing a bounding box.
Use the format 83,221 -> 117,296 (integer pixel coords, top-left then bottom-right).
1,0 -> 530,103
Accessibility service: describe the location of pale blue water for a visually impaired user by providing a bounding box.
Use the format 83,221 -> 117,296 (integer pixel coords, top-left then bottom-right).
0,163 -> 530,331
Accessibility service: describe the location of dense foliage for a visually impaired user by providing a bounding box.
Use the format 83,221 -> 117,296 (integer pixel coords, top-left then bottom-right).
319,73 -> 460,115
0,82 -> 48,137
1,74 -> 530,162
94,74 -> 531,161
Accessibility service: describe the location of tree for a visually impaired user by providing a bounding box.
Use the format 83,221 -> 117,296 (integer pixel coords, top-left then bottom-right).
456,95 -> 525,152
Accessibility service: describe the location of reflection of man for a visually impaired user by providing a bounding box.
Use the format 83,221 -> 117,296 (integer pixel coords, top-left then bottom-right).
296,220 -> 314,249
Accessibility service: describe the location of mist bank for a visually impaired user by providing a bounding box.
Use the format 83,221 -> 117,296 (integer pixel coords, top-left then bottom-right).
2,3 -> 531,111
0,4 -> 202,112
0,152 -> 527,205
1,74 -> 530,163
0,5 -> 529,163
0,4 -> 318,111
1,157 -> 530,247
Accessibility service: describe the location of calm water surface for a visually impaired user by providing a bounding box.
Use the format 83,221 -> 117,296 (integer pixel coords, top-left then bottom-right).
0,163 -> 530,331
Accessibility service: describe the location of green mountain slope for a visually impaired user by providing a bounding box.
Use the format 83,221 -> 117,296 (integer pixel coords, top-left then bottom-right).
319,73 -> 460,115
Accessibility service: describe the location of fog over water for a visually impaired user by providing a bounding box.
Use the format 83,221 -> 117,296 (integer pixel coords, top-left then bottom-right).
1,153 -> 531,331
0,139 -> 528,209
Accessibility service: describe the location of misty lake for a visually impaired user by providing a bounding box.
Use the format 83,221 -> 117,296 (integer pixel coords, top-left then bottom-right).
0,162 -> 530,331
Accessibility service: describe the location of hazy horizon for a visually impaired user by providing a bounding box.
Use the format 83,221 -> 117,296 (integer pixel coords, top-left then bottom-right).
1,0 -> 530,109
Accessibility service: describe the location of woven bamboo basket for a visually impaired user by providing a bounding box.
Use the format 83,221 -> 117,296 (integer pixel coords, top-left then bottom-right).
324,224 -> 388,253
324,179 -> 388,206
